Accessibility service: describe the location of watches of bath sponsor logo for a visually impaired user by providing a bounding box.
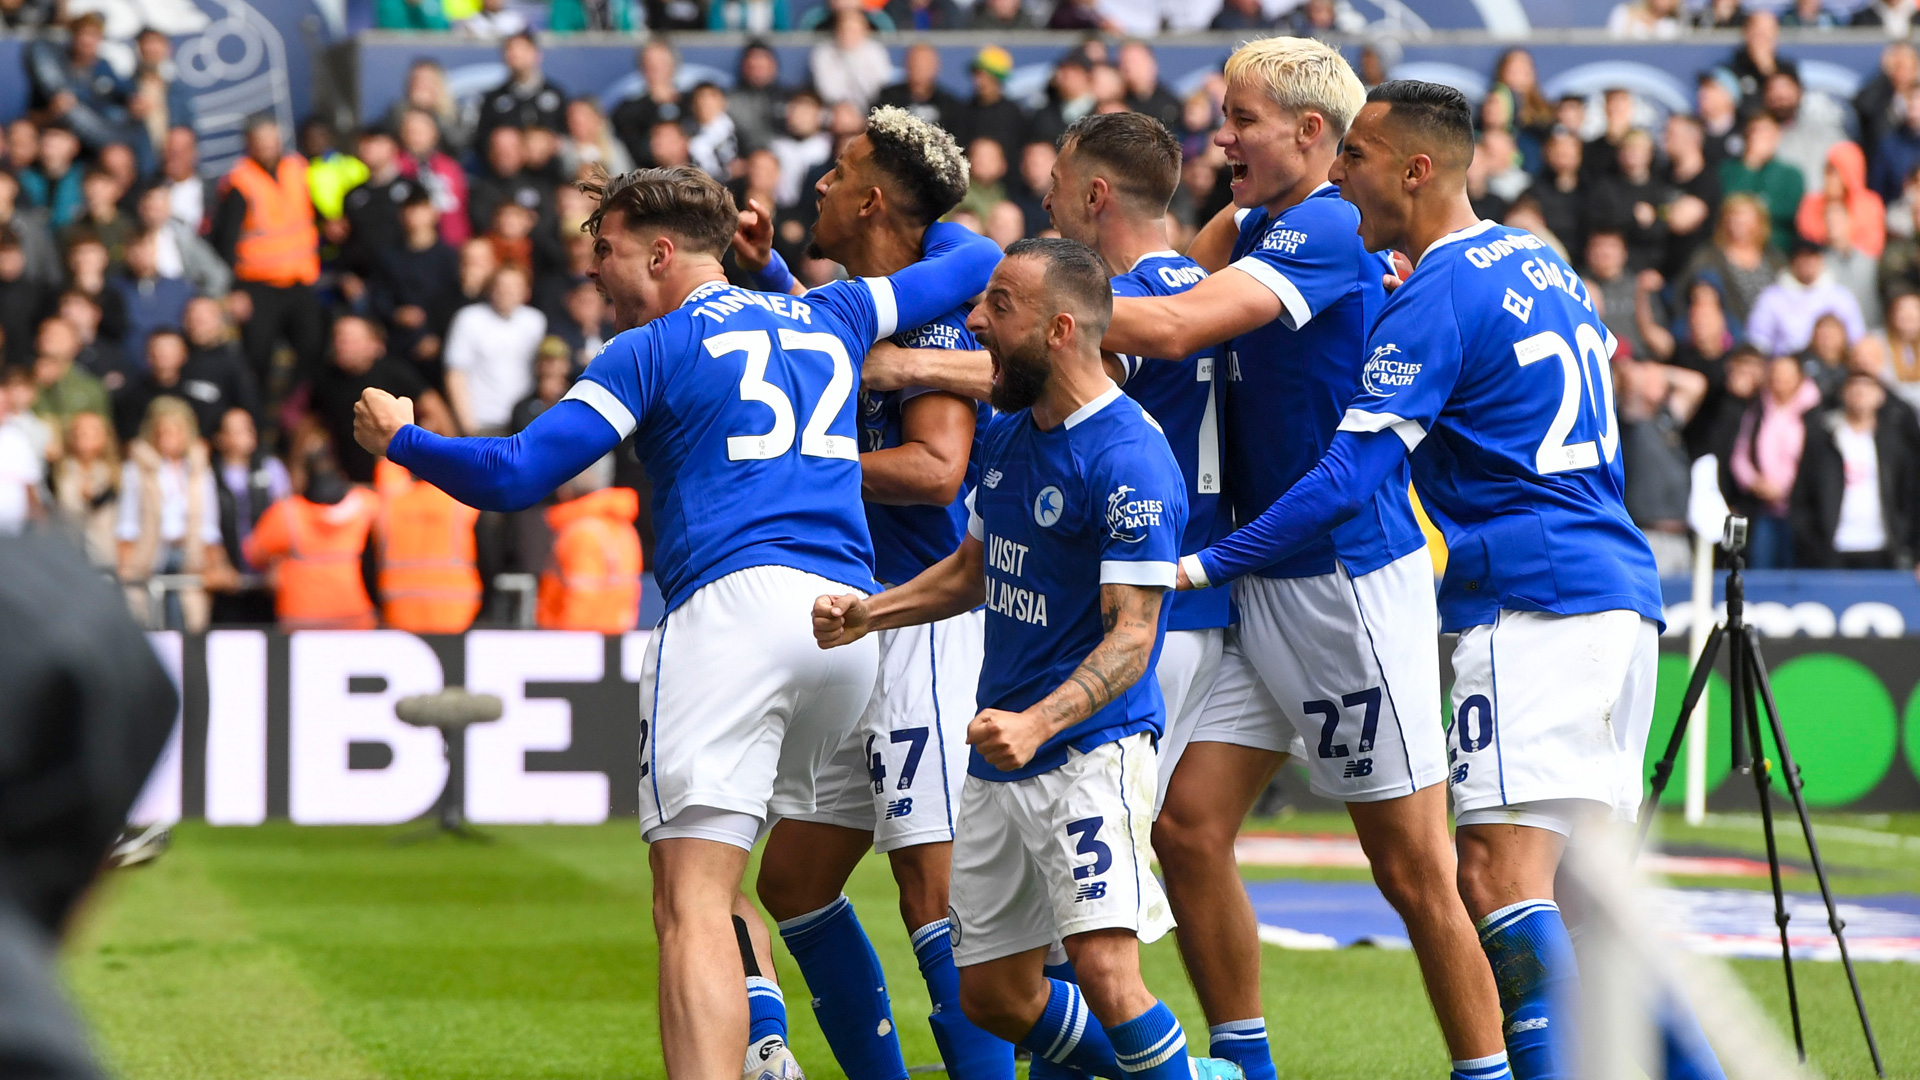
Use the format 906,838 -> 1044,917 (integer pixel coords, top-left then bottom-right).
1033,486 -> 1064,528
1105,485 -> 1164,543
1261,227 -> 1308,255
1361,344 -> 1420,396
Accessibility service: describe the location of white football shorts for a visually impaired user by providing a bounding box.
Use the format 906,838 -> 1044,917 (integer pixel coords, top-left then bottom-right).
948,733 -> 1174,966
1150,627 -> 1223,815
631,565 -> 879,846
789,608 -> 984,852
1232,548 -> 1448,802
1448,608 -> 1660,829
1153,627 -> 1308,812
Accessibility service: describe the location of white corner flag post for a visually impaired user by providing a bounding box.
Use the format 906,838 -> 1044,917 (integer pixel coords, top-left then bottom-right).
1683,456 -> 1732,827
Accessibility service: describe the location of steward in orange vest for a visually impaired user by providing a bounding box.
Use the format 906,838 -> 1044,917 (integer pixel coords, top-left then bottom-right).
374,458 -> 481,633
243,459 -> 381,631
223,150 -> 320,288
211,117 -> 326,385
538,484 -> 643,633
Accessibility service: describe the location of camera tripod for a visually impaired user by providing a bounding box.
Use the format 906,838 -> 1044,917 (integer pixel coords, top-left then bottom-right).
1637,516 -> 1883,1076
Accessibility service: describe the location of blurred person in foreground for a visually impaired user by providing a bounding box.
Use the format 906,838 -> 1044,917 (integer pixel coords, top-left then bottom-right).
244,448 -> 382,630
0,525 -> 178,1080
537,453 -> 641,632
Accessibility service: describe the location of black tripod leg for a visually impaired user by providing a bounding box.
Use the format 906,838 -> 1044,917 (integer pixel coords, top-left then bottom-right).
1743,635 -> 1887,1077
1737,629 -> 1806,1062
1637,624 -> 1726,852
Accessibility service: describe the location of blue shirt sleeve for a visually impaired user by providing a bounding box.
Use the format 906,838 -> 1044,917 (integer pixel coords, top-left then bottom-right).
386,399 -> 623,512
807,221 -> 1002,346
1333,274 -> 1465,452
1227,203 -> 1371,330
1192,428 -> 1409,586
557,320 -> 670,440
1091,427 -> 1185,588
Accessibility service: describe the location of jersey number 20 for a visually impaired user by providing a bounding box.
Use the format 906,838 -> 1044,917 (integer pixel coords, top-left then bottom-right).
707,329 -> 858,462
1513,324 -> 1618,476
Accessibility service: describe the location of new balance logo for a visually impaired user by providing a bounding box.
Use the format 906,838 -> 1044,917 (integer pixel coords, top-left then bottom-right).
1509,1019 -> 1550,1033
1075,882 -> 1108,902
885,797 -> 913,819
1451,763 -> 1470,785
982,469 -> 1003,489
1342,757 -> 1374,779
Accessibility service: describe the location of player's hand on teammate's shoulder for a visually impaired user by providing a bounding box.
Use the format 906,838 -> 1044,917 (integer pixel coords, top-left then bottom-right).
811,592 -> 871,648
353,388 -> 415,457
966,708 -> 1047,771
1381,250 -> 1414,293
731,198 -> 774,273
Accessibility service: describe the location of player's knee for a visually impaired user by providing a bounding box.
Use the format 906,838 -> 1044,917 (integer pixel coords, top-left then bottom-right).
1454,846 -> 1503,921
1370,847 -> 1456,923
1150,804 -> 1232,872
956,973 -> 1037,1040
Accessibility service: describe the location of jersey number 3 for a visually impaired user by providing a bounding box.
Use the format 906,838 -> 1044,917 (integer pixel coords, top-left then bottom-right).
1513,324 -> 1618,476
707,328 -> 858,462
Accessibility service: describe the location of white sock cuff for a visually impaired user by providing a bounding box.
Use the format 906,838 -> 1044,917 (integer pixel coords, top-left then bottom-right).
1475,898 -> 1559,935
776,894 -> 851,934
1453,1052 -> 1510,1071
910,919 -> 952,951
1208,1018 -> 1268,1040
746,975 -> 783,999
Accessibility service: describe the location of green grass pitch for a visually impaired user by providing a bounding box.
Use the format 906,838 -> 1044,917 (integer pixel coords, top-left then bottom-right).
61,813 -> 1920,1080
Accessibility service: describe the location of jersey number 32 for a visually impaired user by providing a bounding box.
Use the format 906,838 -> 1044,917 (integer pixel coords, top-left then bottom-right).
707,328 -> 859,462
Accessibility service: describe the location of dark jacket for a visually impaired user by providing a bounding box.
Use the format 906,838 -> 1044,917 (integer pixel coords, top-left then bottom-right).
475,77 -> 567,144
1789,403 -> 1920,567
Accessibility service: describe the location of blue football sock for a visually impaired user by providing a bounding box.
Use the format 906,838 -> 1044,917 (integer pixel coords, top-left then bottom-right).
1659,992 -> 1727,1080
1108,1000 -> 1191,1080
779,896 -> 907,1080
1478,899 -> 1577,1080
911,919 -> 1014,1080
1452,1051 -> 1514,1080
1022,977 -> 1122,1079
1209,1019 -> 1277,1080
747,975 -> 789,1046
1029,960 -> 1088,1080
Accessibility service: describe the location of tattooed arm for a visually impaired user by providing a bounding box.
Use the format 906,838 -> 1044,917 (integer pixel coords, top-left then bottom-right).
967,583 -> 1165,771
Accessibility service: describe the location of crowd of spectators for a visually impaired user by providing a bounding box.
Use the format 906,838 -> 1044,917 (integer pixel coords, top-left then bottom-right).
6,4 -> 1920,641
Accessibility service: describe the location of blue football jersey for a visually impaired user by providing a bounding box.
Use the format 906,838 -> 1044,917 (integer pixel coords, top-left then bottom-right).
860,308 -> 984,586
1225,184 -> 1427,579
1111,251 -> 1232,632
565,278 -> 896,612
1337,221 -> 1663,632
965,387 -> 1187,782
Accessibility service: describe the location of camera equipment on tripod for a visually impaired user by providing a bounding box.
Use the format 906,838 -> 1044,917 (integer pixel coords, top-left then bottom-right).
1638,518 -> 1883,1075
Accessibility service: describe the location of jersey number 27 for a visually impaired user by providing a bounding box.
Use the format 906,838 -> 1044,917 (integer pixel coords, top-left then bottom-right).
1513,324 -> 1618,476
707,329 -> 858,462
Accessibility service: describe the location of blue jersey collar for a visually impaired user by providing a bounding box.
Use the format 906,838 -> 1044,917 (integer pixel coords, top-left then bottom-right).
682,279 -> 732,307
1418,219 -> 1499,265
1062,384 -> 1124,430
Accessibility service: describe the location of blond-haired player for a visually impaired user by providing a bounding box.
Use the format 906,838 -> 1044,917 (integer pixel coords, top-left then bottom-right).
1098,37 -> 1514,1080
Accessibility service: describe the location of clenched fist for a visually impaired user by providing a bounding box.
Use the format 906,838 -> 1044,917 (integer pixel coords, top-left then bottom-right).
354,388 -> 414,456
812,591 -> 872,649
967,708 -> 1049,772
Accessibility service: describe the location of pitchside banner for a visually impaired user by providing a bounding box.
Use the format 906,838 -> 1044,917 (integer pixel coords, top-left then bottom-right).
131,630 -> 1920,825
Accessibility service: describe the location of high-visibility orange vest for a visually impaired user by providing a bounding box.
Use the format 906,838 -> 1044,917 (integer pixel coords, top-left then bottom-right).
375,458 -> 482,634
243,488 -> 380,630
538,487 -> 643,634
226,154 -> 320,287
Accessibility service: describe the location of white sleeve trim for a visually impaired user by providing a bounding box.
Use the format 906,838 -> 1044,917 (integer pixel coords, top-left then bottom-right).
1233,207 -> 1253,227
1336,406 -> 1426,452
1100,560 -> 1177,587
562,379 -> 639,439
966,488 -> 984,541
862,276 -> 898,341
1230,256 -> 1312,330
1179,554 -> 1210,590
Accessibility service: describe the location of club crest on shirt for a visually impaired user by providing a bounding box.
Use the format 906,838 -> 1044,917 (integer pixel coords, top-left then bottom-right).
1033,486 -> 1065,527
1360,343 -> 1420,397
1105,484 -> 1164,543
